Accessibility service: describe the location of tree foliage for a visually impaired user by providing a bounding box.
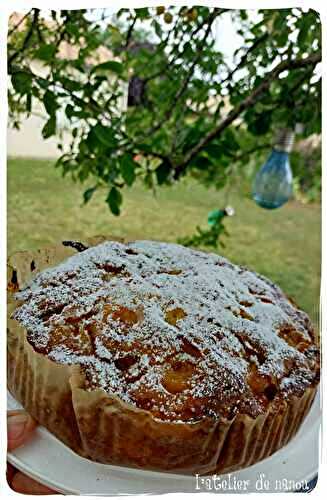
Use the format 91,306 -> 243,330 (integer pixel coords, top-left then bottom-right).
8,6 -> 321,216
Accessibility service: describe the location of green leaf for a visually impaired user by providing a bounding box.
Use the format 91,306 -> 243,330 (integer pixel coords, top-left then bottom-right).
246,111 -> 272,136
65,104 -> 90,120
11,71 -> 32,95
36,76 -> 50,89
34,44 -> 57,61
276,30 -> 288,47
106,186 -> 122,216
120,154 -> 136,186
296,13 -> 316,49
144,171 -> 154,189
136,143 -> 153,154
191,155 -> 212,170
78,164 -> 90,182
59,77 -> 83,92
65,104 -> 75,119
155,160 -> 171,185
153,20 -> 163,38
42,115 -> 56,139
65,20 -> 80,37
91,60 -> 124,75
222,129 -> 239,152
93,123 -> 118,147
136,8 -> 150,19
43,90 -> 58,116
205,143 -> 222,159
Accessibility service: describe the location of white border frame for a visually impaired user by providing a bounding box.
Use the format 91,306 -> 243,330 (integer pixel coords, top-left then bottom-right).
1,1 -> 325,498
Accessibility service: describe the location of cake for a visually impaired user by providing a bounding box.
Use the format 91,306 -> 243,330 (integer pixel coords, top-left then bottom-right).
7,238 -> 320,474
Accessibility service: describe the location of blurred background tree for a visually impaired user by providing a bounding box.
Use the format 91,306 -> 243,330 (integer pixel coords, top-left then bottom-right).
8,6 -> 321,217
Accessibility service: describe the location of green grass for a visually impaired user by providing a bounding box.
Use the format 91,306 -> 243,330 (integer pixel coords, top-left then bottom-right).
8,157 -> 321,324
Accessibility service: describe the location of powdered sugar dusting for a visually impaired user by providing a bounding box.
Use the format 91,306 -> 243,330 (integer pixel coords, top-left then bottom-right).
13,240 -> 319,421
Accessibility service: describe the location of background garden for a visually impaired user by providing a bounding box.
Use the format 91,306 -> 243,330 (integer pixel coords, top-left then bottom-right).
8,6 -> 321,324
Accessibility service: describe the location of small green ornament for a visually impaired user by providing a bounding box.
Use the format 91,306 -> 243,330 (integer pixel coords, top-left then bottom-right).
179,206 -> 235,249
208,209 -> 225,226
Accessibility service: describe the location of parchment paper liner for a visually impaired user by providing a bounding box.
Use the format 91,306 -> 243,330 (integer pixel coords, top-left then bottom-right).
7,238 -> 318,475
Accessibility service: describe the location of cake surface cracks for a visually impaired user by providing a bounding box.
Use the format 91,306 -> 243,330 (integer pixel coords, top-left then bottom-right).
13,240 -> 319,422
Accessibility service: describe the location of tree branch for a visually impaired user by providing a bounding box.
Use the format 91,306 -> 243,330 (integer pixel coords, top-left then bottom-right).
173,51 -> 321,179
8,10 -> 33,37
232,143 -> 271,162
124,14 -> 137,49
144,8 -> 227,84
146,10 -> 219,136
221,32 -> 269,84
8,9 -> 39,68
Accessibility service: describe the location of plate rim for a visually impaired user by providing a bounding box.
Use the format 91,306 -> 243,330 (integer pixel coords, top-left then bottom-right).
7,391 -> 321,495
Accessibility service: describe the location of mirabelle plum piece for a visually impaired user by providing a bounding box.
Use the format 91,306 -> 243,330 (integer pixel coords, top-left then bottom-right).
165,307 -> 187,326
278,324 -> 308,348
162,360 -> 195,394
103,304 -> 143,325
48,325 -> 92,355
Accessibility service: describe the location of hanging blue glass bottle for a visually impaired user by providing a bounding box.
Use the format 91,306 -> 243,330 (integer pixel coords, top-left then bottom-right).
252,129 -> 294,209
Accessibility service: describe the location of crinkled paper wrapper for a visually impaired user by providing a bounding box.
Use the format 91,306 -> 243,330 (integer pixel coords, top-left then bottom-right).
7,237 -> 317,475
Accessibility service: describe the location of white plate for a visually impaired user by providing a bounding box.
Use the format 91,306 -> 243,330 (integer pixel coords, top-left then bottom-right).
7,391 -> 320,495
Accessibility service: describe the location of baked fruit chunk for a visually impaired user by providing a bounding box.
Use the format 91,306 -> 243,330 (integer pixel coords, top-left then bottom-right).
7,239 -> 319,474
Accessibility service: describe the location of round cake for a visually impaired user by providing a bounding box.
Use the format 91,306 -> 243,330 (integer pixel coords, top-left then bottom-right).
7,239 -> 319,474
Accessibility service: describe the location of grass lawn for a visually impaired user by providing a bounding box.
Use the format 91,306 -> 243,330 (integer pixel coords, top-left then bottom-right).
8,157 -> 321,325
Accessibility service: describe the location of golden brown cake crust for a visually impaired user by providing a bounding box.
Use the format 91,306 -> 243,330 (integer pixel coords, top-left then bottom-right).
7,238 -> 320,474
